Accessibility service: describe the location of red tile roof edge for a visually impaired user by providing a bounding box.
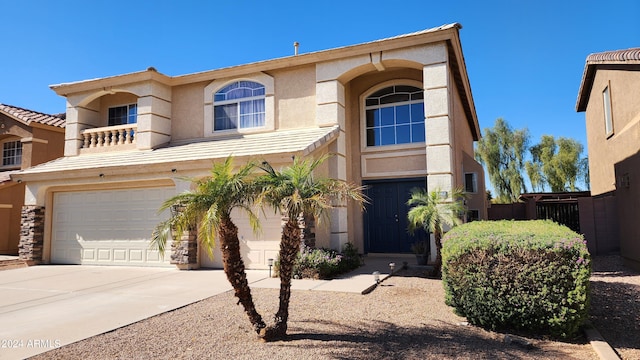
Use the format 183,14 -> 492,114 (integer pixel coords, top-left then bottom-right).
0,103 -> 66,128
586,47 -> 640,63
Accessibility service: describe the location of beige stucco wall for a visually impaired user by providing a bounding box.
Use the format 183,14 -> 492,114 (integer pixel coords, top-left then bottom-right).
344,68 -> 425,251
347,68 -> 425,178
614,154 -> 640,271
450,71 -> 486,219
585,69 -> 640,195
462,152 -> 487,219
65,80 -> 172,155
171,81 -> 207,141
29,127 -> 64,168
273,65 -> 317,129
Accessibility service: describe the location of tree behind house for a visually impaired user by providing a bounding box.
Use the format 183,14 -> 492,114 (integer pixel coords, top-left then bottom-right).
526,135 -> 588,192
475,118 -> 529,203
477,118 -> 590,201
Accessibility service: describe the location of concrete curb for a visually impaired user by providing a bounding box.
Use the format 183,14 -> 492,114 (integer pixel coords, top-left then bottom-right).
583,323 -> 621,360
360,263 -> 408,295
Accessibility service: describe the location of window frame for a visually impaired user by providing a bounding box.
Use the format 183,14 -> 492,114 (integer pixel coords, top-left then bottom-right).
603,84 -> 614,138
464,172 -> 478,194
213,81 -> 266,131
360,80 -> 426,153
2,139 -> 23,168
467,209 -> 480,222
107,103 -> 137,127
204,74 -> 275,138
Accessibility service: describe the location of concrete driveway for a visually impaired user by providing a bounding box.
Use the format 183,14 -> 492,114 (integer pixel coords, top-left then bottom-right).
0,255 -> 405,359
0,265 -> 257,359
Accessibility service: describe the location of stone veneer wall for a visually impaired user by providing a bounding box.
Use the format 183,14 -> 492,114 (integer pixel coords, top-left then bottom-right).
300,214 -> 316,249
18,205 -> 45,265
170,229 -> 198,269
281,214 -> 316,249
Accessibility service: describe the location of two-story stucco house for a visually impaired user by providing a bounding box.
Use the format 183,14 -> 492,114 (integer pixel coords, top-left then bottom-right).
577,47 -> 640,271
0,104 -> 65,255
14,23 -> 486,269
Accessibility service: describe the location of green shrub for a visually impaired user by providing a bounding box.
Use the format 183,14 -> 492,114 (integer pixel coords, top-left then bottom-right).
276,243 -> 363,280
441,220 -> 591,338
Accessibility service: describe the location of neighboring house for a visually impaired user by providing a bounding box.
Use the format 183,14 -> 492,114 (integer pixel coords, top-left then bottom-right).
14,23 -> 486,269
0,104 -> 65,255
576,47 -> 640,271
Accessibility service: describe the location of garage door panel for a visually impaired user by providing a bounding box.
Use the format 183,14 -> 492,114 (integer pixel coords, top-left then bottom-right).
200,207 -> 282,269
52,187 -> 175,267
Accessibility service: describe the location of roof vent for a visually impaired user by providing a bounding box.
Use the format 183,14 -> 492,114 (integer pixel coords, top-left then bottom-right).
294,42 -> 299,56
147,66 -> 158,72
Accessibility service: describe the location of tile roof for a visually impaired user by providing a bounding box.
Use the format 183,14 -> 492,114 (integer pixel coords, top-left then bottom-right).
586,47 -> 640,63
576,47 -> 640,112
14,126 -> 339,179
0,171 -> 14,183
0,104 -> 66,128
365,23 -> 461,44
52,23 -> 464,90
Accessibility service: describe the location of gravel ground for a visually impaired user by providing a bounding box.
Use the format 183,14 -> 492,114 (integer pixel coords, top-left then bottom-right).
590,255 -> 640,360
30,255 -> 640,360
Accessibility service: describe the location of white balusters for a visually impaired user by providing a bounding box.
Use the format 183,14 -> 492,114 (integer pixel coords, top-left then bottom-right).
80,124 -> 137,150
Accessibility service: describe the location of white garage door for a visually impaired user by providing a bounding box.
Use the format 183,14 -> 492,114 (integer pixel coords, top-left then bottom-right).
52,187 -> 175,267
200,207 -> 281,269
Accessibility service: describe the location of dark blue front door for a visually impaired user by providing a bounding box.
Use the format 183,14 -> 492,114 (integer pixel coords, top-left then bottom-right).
363,178 -> 428,253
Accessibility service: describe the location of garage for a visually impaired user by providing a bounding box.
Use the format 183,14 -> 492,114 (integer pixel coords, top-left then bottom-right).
200,207 -> 282,269
51,187 -> 175,266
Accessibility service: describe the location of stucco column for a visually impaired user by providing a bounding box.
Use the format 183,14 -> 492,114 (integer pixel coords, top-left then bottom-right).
423,62 -> 454,194
316,79 -> 349,250
64,105 -> 100,156
136,84 -> 172,150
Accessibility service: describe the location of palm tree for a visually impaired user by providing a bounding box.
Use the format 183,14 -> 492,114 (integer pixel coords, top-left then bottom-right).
151,156 -> 266,334
407,187 -> 467,278
255,155 -> 367,340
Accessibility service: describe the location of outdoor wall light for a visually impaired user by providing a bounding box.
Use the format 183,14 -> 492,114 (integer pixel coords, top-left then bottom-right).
99,173 -> 104,178
16,179 -> 22,183
389,262 -> 396,273
373,271 -> 380,284
171,168 -> 177,173
268,258 -> 274,278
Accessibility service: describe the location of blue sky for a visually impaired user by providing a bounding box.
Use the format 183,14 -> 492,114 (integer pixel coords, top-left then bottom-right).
2,0 -> 638,188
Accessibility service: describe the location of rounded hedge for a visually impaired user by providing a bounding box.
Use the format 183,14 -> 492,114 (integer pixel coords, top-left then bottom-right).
441,220 -> 591,338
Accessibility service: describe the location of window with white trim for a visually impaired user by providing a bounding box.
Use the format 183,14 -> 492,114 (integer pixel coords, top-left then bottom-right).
365,85 -> 425,147
2,140 -> 22,167
603,85 -> 613,137
214,81 -> 265,131
464,172 -> 477,193
108,104 -> 137,126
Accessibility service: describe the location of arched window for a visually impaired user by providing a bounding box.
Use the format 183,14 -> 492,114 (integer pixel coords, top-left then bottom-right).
365,85 -> 425,146
214,81 -> 265,131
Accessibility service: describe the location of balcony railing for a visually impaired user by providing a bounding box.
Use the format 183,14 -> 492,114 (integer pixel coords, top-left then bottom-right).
81,124 -> 137,149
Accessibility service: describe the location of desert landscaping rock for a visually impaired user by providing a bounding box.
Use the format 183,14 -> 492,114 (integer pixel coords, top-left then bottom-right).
32,267 -> 609,360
